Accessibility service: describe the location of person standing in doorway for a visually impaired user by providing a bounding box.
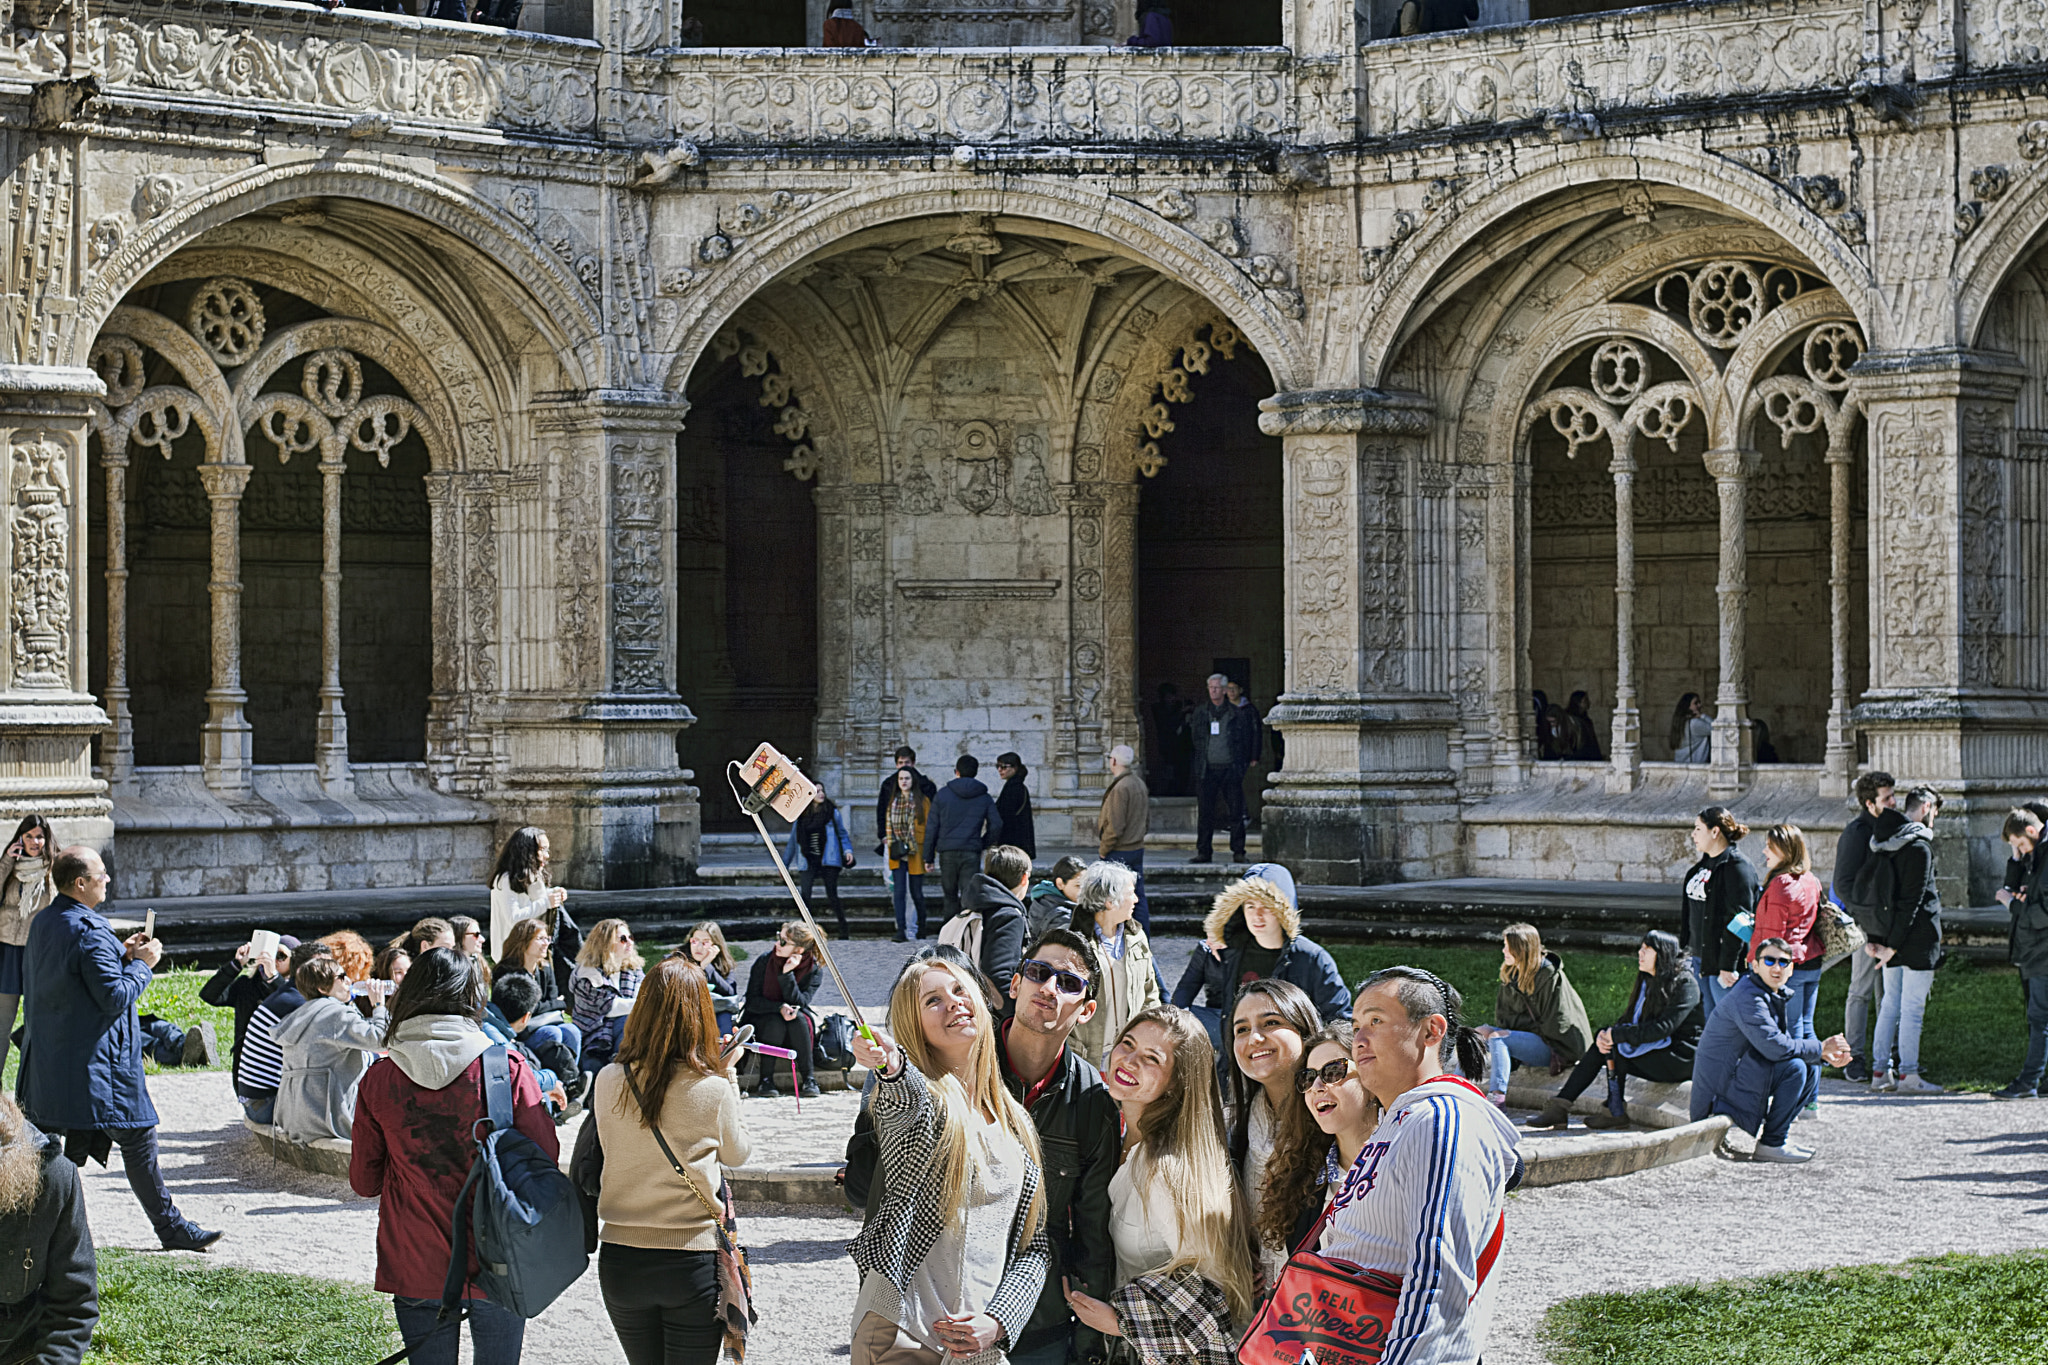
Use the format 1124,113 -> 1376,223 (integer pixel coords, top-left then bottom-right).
924,756 -> 1003,926
1097,746 -> 1151,930
17,847 -> 221,1252
1192,674 -> 1259,865
994,753 -> 1037,860
1832,771 -> 1895,1081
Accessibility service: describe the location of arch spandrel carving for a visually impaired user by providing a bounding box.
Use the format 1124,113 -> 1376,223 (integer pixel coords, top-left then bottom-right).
664,178 -> 1314,400
229,317 -> 456,473
73,161 -> 604,395
1362,150 -> 1882,388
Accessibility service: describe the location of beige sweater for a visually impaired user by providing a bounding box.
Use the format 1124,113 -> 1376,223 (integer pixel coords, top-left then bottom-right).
1097,772 -> 1150,854
592,1063 -> 752,1251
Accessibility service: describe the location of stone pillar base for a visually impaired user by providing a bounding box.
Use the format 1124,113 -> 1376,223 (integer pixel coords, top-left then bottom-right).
1261,696 -> 1461,885
0,701 -> 111,846
497,699 -> 701,889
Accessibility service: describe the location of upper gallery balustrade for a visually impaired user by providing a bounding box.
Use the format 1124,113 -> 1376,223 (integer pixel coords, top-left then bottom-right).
3,0 -> 2038,147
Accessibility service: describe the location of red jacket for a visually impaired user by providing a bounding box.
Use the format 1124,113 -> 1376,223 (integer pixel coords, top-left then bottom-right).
349,1048 -> 559,1300
1750,871 -> 1824,966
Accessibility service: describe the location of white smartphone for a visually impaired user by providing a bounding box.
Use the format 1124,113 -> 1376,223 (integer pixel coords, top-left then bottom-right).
143,909 -> 155,940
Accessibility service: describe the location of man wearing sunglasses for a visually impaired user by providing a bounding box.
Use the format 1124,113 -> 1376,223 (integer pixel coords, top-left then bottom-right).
998,929 -> 1121,1365
1690,935 -> 1852,1163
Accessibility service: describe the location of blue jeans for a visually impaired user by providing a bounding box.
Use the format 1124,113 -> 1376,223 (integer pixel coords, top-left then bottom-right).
519,1020 -> 582,1072
1756,1056 -> 1811,1149
2019,975 -> 2048,1089
1105,848 -> 1149,930
239,1093 -> 276,1125
1696,961 -> 1733,1019
890,866 -> 926,939
1486,1030 -> 1552,1093
1784,963 -> 1823,1096
392,1296 -> 525,1365
1872,965 -> 1936,1076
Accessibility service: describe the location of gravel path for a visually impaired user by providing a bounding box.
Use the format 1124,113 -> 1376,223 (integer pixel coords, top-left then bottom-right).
71,972 -> 2048,1363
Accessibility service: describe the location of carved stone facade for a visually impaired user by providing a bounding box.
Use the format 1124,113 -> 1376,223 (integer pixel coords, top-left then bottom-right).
3,0 -> 2048,898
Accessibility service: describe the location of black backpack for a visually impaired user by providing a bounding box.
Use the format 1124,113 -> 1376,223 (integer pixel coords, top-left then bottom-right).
814,1013 -> 858,1070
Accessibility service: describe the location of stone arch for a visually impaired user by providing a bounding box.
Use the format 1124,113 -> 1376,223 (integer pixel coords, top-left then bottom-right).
1957,171 -> 2048,351
664,176 -> 1314,397
1487,304 -> 1724,466
1363,148 -> 1882,387
73,160 -> 603,392
230,318 -> 455,473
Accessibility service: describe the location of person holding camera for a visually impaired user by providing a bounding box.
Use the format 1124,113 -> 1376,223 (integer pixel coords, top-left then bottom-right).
0,815 -> 56,1079
271,958 -> 391,1144
17,846 -> 220,1252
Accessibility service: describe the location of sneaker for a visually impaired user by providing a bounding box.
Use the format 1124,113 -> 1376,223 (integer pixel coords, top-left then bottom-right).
180,1021 -> 220,1068
1752,1142 -> 1816,1164
1991,1081 -> 2042,1100
753,1082 -> 780,1099
1843,1060 -> 1872,1083
799,1080 -> 823,1098
160,1221 -> 224,1252
1486,1091 -> 1507,1107
1894,1072 -> 1945,1095
1872,1070 -> 1897,1093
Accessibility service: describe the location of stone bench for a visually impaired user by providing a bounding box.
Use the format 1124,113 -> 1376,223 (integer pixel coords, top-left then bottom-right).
1504,1062 -> 1736,1183
243,1118 -> 353,1179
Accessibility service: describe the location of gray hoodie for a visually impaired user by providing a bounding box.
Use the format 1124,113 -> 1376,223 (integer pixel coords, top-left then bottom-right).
272,995 -> 388,1143
385,1014 -> 492,1091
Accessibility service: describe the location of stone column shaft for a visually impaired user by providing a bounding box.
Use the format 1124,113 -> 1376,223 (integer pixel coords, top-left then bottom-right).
197,461 -> 253,796
100,447 -> 134,787
1703,447 -> 1760,798
315,447 -> 351,792
1824,439 -> 1856,792
1608,447 -> 1641,792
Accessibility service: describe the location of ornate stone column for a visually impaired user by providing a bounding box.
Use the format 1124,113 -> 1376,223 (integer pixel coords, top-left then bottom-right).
1256,388 -> 1459,885
1850,348 -> 2029,904
518,393 -> 700,889
1702,447 -> 1760,798
99,442 -> 135,788
1608,444 -> 1642,793
1823,422 -> 1858,793
196,460 -> 253,797
0,367 -> 110,843
314,446 -> 351,793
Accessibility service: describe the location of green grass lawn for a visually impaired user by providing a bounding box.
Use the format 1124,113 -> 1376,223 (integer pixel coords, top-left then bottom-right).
1323,944 -> 2026,1091
1544,1250 -> 2048,1364
0,969 -> 238,1095
87,1247 -> 399,1364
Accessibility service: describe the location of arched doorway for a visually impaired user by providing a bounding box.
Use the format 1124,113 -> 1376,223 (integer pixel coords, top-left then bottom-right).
1135,328 -> 1282,812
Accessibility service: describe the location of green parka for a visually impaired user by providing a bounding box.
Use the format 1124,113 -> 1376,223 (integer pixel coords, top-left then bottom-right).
1494,952 -> 1593,1060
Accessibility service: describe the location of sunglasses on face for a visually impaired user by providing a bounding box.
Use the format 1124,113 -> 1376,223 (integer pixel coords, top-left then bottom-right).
1295,1058 -> 1355,1093
1018,958 -> 1089,998
1757,955 -> 1796,969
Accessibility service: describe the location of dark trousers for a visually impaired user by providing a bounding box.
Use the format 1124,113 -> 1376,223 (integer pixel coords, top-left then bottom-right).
1556,1045 -> 1692,1103
937,850 -> 978,921
798,860 -> 846,933
138,1015 -> 188,1067
600,1244 -> 723,1365
64,1126 -> 179,1235
1105,848 -> 1150,931
1196,764 -> 1248,860
750,1011 -> 814,1088
393,1295 -> 525,1365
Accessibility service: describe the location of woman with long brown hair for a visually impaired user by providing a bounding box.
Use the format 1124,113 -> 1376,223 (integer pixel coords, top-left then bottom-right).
584,956 -> 751,1365
1224,978 -> 1322,1284
572,919 -> 645,1072
0,814 -> 56,1076
847,956 -> 1047,1364
742,921 -> 824,1098
1751,824 -> 1827,1101
1256,1021 -> 1378,1258
1064,1005 -> 1255,1361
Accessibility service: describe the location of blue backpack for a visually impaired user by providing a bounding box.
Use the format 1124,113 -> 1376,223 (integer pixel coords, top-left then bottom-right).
441,1046 -> 588,1319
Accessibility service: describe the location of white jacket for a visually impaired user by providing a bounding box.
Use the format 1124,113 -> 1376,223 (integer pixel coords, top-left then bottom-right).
1317,1076 -> 1521,1365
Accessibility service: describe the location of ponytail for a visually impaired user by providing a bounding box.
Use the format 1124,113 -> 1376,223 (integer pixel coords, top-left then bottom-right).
1361,965 -> 1487,1082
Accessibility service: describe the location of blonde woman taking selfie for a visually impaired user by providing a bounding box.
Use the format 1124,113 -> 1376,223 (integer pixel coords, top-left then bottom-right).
847,956 -> 1048,1364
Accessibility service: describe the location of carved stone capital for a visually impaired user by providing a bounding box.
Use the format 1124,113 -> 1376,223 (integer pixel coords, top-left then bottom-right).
1258,389 -> 1434,438
1847,348 -> 2027,405
1701,447 -> 1762,482
196,462 -> 252,500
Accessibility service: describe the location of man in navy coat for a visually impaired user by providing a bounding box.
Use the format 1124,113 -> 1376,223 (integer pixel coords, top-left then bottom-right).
18,847 -> 220,1251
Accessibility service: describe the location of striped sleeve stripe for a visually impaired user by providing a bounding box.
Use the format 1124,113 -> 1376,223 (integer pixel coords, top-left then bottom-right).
1385,1094 -> 1461,1365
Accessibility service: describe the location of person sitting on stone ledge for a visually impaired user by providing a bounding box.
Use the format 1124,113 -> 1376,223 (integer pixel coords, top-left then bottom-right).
398,917 -> 456,962
1473,922 -> 1591,1105
1171,863 -> 1349,1052
1688,936 -> 1851,1164
1528,930 -> 1702,1131
272,956 -> 391,1145
742,921 -> 823,1099
496,917 -> 582,1085
572,919 -> 645,1076
202,932 -> 298,1075
484,974 -> 571,1121
237,940 -> 334,1127
0,1091 -> 95,1365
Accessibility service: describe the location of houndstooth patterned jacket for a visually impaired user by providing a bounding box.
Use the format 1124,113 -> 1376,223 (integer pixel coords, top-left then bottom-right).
847,1056 -> 1050,1357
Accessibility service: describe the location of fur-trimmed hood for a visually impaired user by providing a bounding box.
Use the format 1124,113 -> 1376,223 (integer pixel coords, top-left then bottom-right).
1204,865 -> 1300,945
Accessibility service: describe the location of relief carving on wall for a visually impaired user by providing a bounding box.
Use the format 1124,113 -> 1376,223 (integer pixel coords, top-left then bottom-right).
1960,404 -> 2009,687
1875,407 -> 1953,687
609,438 -> 667,693
8,430 -> 71,690
1292,444 -> 1353,695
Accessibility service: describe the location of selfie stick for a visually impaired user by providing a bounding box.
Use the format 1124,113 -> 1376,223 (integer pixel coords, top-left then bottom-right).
727,758 -> 876,1044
